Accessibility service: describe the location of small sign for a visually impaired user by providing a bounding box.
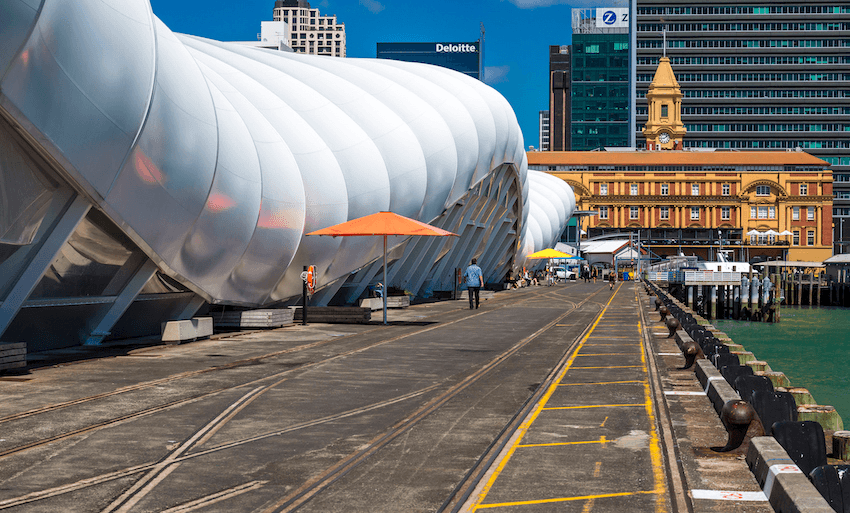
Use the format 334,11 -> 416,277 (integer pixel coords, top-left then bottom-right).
596,8 -> 629,28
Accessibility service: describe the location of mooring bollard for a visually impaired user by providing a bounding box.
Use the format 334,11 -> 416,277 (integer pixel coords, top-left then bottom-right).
658,305 -> 669,322
716,400 -> 756,452
666,317 -> 680,338
654,296 -> 662,311
680,340 -> 703,369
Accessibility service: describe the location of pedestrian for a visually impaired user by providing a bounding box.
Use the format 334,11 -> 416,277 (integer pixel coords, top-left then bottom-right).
464,258 -> 484,309
592,267 -> 598,284
608,270 -> 616,290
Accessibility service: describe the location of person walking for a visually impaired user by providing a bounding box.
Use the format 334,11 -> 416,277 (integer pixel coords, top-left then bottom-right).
608,269 -> 616,290
464,258 -> 484,309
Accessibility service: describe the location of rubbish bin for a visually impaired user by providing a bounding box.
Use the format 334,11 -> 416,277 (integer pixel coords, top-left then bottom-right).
622,271 -> 629,281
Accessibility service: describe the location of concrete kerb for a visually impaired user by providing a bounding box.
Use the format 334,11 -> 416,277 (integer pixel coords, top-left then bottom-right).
647,281 -> 838,511
746,437 -> 834,512
695,358 -> 741,414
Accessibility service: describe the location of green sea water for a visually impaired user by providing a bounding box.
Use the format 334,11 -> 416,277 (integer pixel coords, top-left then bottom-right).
715,307 -> 850,424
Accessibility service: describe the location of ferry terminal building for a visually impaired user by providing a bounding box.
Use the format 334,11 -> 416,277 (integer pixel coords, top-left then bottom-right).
529,57 -> 833,263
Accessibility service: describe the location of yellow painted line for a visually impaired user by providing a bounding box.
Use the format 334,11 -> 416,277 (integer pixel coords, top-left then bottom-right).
570,365 -> 644,369
542,403 -> 643,411
599,417 -> 608,428
518,436 -> 607,448
636,289 -> 669,513
576,353 -> 641,357
582,343 -> 641,346
467,290 -> 620,510
593,461 -> 602,477
559,380 -> 646,386
476,490 -> 660,509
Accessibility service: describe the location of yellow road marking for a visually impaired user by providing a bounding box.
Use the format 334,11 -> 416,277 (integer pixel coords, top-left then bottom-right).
542,404 -> 643,411
576,353 -> 641,357
637,312 -> 669,513
518,436 -> 607,448
476,490 -> 660,509
570,365 -> 643,369
599,417 -> 608,428
593,461 -> 602,477
468,291 -> 619,510
560,380 -> 646,386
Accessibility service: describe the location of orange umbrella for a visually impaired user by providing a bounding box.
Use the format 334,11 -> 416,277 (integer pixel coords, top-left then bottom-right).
307,212 -> 458,324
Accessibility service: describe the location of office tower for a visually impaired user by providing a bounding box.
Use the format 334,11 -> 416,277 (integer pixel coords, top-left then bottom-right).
548,45 -> 570,151
273,0 -> 345,57
636,0 -> 850,251
376,41 -> 483,80
539,110 -> 550,151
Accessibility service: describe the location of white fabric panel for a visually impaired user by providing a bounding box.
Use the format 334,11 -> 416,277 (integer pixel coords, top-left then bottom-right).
1,1 -> 559,306
2,0 -> 155,197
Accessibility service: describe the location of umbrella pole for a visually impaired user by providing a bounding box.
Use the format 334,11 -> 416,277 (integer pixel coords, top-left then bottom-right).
383,235 -> 388,325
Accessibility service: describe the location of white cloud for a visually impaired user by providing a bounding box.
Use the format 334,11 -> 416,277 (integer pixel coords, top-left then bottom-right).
484,65 -> 510,85
359,0 -> 385,14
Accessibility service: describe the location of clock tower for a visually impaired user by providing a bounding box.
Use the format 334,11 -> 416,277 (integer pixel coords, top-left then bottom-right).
642,57 -> 686,150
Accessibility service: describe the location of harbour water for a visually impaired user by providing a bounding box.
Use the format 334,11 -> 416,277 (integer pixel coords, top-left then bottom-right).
715,307 -> 850,425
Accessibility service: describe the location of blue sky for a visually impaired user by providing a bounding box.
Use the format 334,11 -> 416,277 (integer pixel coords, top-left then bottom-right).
149,0 -> 606,150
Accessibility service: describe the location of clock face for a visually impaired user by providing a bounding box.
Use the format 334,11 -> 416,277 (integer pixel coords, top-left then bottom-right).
659,132 -> 670,144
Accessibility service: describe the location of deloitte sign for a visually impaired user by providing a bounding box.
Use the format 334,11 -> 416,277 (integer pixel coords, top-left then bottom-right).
376,41 -> 482,80
436,43 -> 477,53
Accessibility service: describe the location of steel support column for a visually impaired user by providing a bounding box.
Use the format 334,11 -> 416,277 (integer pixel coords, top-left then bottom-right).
84,259 -> 159,346
0,194 -> 91,338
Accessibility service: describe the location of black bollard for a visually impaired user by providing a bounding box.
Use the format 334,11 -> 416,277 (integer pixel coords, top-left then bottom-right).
714,400 -> 755,452
679,340 -> 703,370
654,297 -> 662,311
658,305 -> 669,322
665,317 -> 680,338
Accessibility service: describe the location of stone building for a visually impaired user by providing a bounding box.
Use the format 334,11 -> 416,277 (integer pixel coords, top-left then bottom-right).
530,57 -> 833,262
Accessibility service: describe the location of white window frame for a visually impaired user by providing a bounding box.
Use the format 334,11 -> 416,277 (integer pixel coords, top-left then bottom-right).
769,206 -> 776,219
691,183 -> 700,196
793,230 -> 800,245
722,183 -> 730,196
661,183 -> 669,195
630,206 -> 639,220
660,206 -> 669,220
600,183 -> 608,196
690,207 -> 700,220
808,230 -> 815,245
758,206 -> 768,219
630,183 -> 638,196
808,207 -> 815,220
756,185 -> 770,196
792,206 -> 800,220
599,206 -> 608,219
800,183 -> 808,196
721,206 -> 731,220
751,206 -> 757,219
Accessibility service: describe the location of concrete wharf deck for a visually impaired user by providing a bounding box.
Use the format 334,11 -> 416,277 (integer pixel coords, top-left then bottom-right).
0,283 -> 772,512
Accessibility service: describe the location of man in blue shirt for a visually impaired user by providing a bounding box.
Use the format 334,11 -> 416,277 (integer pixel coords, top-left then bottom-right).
464,258 -> 484,309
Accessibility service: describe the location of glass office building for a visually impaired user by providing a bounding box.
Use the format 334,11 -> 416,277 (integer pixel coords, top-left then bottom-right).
635,0 -> 850,252
570,31 -> 630,150
548,10 -> 630,151
376,42 -> 482,80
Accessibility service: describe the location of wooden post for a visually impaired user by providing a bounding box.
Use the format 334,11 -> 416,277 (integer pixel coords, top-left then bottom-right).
797,273 -> 803,305
816,274 -> 821,306
808,273 -> 814,305
834,431 -> 850,460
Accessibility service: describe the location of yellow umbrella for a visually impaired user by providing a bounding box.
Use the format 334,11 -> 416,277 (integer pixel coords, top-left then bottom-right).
527,248 -> 573,259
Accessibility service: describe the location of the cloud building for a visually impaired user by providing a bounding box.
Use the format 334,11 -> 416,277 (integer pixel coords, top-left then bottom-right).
0,0 -> 574,351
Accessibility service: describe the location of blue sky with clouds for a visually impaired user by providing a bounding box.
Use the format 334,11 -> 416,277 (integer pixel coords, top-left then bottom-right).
149,0 -> 604,149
